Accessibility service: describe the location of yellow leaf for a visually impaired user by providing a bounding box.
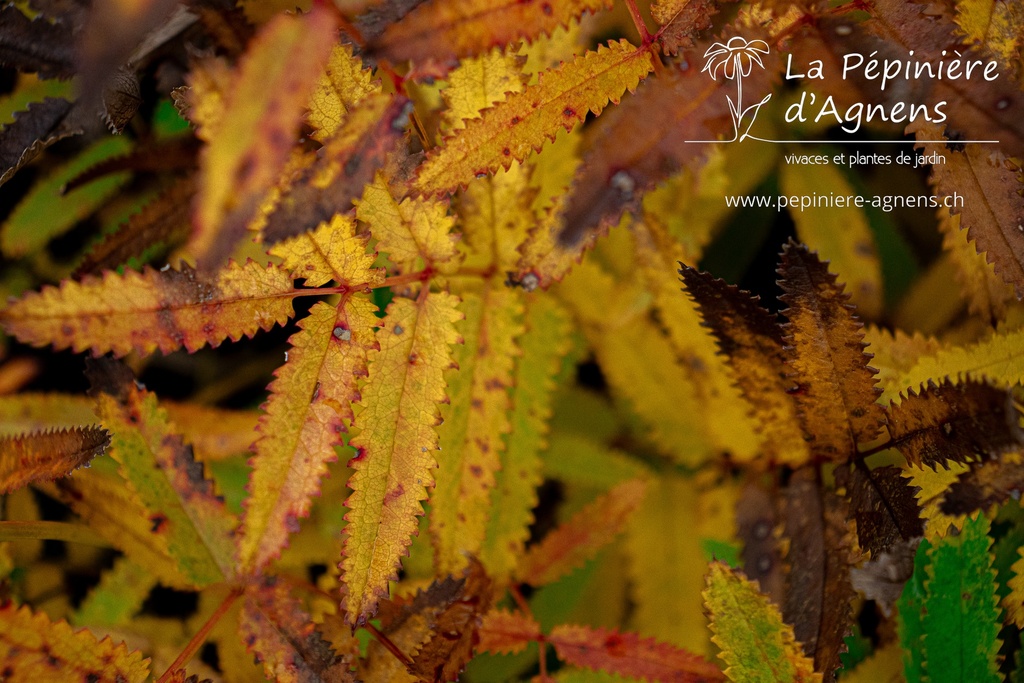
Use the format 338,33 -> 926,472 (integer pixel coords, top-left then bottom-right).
441,49 -> 527,132
780,163 -> 883,319
863,326 -> 941,403
340,293 -> 462,625
838,642 -> 904,683
269,213 -> 385,288
636,223 -> 760,463
0,260 -> 296,358
559,259 -> 713,465
938,208 -> 1015,321
238,298 -> 379,573
37,471 -> 189,588
894,326 -> 1024,396
479,295 -> 572,581
308,43 -> 381,142
0,601 -> 150,683
432,283 -> 523,574
180,56 -> 232,142
415,40 -> 653,196
191,5 -> 336,268
956,0 -> 1024,65
624,474 -> 709,654
356,172 -> 460,270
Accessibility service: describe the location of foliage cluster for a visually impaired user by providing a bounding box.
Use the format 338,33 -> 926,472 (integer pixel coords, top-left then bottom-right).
0,0 -> 1024,681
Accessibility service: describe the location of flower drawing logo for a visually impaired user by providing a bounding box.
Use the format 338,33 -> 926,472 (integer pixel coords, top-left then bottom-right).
702,37 -> 772,142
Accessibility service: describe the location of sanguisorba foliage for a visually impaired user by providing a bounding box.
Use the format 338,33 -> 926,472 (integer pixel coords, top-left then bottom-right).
0,0 -> 1023,681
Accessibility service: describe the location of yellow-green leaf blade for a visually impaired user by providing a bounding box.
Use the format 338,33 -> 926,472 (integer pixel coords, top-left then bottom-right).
239,298 -> 378,573
415,40 -> 653,196
96,379 -> 236,586
703,562 -> 819,683
432,283 -> 523,574
340,293 -> 462,625
479,295 -> 572,581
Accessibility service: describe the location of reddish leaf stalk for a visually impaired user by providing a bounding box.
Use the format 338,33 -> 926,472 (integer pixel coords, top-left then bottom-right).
622,0 -> 652,45
364,620 -> 415,668
157,587 -> 242,683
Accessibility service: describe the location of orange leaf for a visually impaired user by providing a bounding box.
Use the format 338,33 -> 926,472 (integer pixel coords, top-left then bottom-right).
0,426 -> 109,494
0,260 -> 296,358
0,599 -> 150,682
777,240 -> 885,460
238,298 -> 379,573
516,478 -> 647,586
415,40 -> 653,196
368,0 -> 613,65
548,624 -> 723,682
190,5 -> 337,269
340,293 -> 463,625
477,609 -> 542,655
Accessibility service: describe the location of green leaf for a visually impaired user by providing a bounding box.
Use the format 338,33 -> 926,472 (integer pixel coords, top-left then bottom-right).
897,536 -> 930,683
703,561 -> 817,683
922,514 -> 1001,683
1,136 -> 133,258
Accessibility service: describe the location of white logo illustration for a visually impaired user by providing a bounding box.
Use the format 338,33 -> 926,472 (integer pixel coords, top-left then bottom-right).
701,37 -> 772,142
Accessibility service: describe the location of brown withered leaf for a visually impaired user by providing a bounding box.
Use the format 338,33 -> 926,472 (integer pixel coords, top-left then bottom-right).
886,379 -> 1022,469
0,426 -> 110,494
867,0 -> 1024,157
735,480 -> 785,603
0,98 -> 80,187
777,240 -> 885,460
680,265 -> 808,465
941,458 -> 1024,515
240,577 -> 354,683
354,0 -> 429,45
915,127 -> 1024,298
368,559 -> 494,683
262,94 -> 411,244
781,467 -> 856,683
653,0 -> 729,55
557,36 -> 775,246
74,177 -> 195,277
0,5 -> 77,79
75,0 -> 179,111
849,539 -> 919,613
837,463 -> 923,558
406,559 -> 494,683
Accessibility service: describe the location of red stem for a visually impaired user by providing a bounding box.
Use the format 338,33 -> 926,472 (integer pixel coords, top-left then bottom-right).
157,588 -> 241,683
365,621 -> 414,668
622,0 -> 652,45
